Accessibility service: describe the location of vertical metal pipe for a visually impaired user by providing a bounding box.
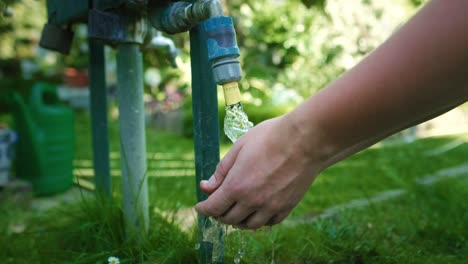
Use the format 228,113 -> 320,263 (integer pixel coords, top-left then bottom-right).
116,43 -> 149,235
190,22 -> 223,263
88,39 -> 111,196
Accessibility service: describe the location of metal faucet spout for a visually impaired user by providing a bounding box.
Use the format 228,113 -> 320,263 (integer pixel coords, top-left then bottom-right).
150,31 -> 179,67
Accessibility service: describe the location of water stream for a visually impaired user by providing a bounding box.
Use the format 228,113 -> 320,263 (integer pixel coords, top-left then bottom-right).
224,103 -> 254,143
224,102 -> 253,263
233,228 -> 246,264
200,102 -> 253,263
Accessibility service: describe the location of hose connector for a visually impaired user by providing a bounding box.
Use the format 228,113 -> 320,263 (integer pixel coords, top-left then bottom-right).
222,82 -> 242,106
204,16 -> 242,85
204,16 -> 243,106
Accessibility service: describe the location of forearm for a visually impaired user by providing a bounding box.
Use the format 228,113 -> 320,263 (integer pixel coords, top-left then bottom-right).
290,0 -> 468,170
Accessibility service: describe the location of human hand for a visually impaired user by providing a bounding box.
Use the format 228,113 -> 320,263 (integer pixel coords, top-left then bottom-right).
195,115 -> 324,229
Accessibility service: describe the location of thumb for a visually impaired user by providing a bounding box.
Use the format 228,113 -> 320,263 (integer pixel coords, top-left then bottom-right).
200,142 -> 243,194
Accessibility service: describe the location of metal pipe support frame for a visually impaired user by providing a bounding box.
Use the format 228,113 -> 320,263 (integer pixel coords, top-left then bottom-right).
117,42 -> 150,237
114,11 -> 150,237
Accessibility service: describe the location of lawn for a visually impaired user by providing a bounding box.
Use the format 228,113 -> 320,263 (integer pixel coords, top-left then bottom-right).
1,111 -> 467,263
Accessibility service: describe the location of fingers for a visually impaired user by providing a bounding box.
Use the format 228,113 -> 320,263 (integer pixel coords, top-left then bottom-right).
219,204 -> 254,226
242,211 -> 274,230
235,211 -> 289,229
200,142 -> 243,194
266,211 -> 290,226
195,188 -> 236,217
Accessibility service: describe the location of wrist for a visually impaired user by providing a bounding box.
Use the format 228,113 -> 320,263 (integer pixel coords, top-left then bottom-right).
282,107 -> 337,173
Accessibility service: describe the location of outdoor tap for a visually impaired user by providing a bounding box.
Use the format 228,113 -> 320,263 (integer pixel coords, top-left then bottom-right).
150,30 -> 179,68
148,0 -> 223,34
149,0 -> 243,106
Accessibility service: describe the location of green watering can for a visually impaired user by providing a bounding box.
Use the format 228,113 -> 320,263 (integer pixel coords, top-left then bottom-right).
10,83 -> 74,195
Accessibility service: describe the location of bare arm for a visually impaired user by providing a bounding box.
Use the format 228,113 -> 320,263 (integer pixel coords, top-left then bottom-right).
293,0 -> 468,168
195,0 -> 468,229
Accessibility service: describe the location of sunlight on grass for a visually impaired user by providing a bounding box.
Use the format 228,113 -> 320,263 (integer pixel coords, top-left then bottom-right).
292,134 -> 468,216
3,113 -> 465,263
222,177 -> 468,264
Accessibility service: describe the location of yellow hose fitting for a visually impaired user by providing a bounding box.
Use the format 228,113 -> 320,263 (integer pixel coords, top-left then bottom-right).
222,82 -> 241,106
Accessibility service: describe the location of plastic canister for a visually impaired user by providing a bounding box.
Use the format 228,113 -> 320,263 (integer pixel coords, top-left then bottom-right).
0,127 -> 17,186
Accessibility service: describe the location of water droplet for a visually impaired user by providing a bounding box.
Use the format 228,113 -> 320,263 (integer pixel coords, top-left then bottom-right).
202,218 -> 225,263
224,103 -> 253,143
234,230 -> 246,264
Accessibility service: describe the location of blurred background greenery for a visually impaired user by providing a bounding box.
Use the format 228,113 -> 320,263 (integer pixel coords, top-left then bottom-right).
0,0 -> 428,138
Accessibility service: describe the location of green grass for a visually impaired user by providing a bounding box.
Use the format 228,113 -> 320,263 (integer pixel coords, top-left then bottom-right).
223,177 -> 468,264
0,194 -> 198,264
293,135 -> 468,216
2,168 -> 466,263
1,111 -> 467,263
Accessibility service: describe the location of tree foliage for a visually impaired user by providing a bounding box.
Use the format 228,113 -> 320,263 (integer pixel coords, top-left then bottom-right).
0,0 -> 426,105
0,0 -> 45,59
223,0 -> 419,104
